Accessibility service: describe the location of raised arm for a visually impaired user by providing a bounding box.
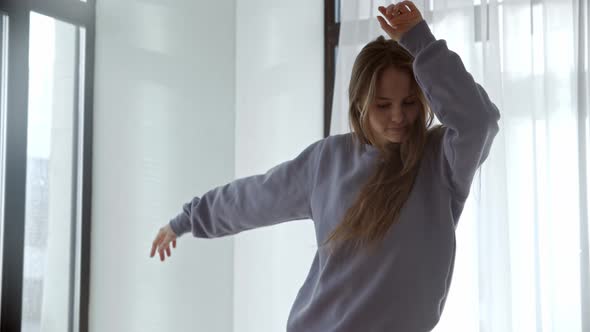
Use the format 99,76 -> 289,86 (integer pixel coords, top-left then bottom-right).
398,19 -> 501,201
168,138 -> 326,238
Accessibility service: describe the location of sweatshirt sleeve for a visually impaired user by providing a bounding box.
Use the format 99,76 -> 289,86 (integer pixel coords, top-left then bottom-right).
168,138 -> 325,238
398,19 -> 501,201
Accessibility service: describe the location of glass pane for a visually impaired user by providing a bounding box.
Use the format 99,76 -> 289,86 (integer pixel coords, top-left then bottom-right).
0,12 -> 8,310
22,11 -> 84,332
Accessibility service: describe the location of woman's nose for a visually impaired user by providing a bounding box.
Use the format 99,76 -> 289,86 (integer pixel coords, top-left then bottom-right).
389,106 -> 404,122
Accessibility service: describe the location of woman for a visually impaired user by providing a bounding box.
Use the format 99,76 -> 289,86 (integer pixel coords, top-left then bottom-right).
150,1 -> 501,331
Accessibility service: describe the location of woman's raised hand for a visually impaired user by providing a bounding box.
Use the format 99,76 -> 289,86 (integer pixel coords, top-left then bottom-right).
377,1 -> 424,42
150,224 -> 178,262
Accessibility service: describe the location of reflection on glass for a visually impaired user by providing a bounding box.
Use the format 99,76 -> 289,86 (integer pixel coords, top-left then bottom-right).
22,11 -> 84,332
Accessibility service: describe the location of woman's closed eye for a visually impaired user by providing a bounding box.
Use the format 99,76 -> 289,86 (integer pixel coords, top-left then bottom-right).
377,101 -> 416,109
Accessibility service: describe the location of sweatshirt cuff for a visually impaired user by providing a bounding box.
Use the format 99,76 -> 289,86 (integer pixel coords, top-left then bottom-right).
169,211 -> 192,237
397,19 -> 436,57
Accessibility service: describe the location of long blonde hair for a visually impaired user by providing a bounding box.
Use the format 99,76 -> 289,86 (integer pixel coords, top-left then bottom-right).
321,35 -> 443,256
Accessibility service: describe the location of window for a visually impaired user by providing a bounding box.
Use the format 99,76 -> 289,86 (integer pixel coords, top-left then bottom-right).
0,1 -> 95,332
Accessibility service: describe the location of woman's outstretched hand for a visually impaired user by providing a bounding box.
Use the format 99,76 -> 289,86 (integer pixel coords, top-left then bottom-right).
377,1 -> 424,42
150,224 -> 177,262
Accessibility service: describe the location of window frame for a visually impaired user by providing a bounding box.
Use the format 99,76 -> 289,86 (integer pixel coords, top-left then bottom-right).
0,1 -> 95,332
324,0 -> 340,138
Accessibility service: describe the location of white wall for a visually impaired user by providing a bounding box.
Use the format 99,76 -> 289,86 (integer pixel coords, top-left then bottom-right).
233,0 -> 324,331
92,0 -> 323,330
91,1 -> 236,331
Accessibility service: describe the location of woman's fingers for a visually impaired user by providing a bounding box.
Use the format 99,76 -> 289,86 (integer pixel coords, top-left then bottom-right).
150,226 -> 177,262
378,7 -> 390,19
377,1 -> 423,41
400,0 -> 419,12
385,4 -> 396,16
159,236 -> 173,261
378,13 -> 410,31
378,6 -> 397,26
150,241 -> 157,258
389,8 -> 419,24
150,230 -> 164,257
159,241 -> 169,261
377,15 -> 396,33
379,5 -> 396,19
384,3 -> 407,17
395,1 -> 422,22
397,2 -> 411,14
379,3 -> 415,25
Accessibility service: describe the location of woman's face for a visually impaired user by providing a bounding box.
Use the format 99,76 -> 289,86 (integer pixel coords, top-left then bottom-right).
367,66 -> 420,145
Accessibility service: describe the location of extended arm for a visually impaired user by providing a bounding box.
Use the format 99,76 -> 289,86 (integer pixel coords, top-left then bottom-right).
169,138 -> 325,238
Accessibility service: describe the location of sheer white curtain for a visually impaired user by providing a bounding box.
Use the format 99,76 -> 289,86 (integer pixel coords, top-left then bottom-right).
330,0 -> 590,331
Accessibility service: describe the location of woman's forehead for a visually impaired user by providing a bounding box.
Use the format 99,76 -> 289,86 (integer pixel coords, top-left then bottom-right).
376,67 -> 414,98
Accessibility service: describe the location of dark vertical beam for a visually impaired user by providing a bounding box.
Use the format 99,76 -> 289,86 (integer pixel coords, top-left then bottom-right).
79,8 -> 95,332
324,0 -> 339,138
1,8 -> 29,332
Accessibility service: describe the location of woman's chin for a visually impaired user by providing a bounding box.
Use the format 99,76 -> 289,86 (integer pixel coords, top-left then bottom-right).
384,133 -> 405,144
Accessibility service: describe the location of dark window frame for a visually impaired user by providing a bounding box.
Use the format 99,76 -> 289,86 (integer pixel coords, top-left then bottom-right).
0,1 -> 95,332
324,0 -> 339,138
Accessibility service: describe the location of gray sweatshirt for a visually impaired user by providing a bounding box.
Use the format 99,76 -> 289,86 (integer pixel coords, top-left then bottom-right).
169,19 -> 501,332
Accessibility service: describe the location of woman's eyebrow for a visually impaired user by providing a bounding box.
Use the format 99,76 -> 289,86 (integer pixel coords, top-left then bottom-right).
376,93 -> 417,100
